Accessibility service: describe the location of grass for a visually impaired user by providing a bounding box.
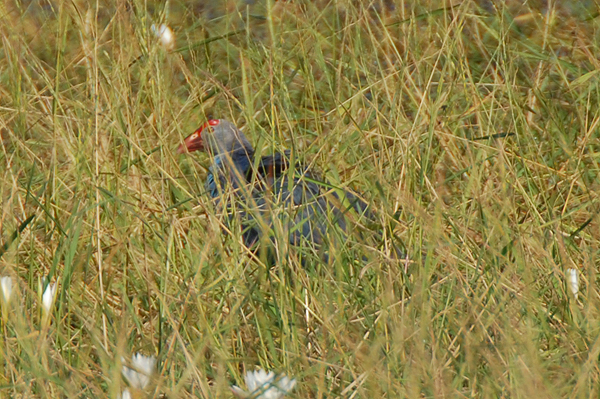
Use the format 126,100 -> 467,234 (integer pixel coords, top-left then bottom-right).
0,0 -> 599,397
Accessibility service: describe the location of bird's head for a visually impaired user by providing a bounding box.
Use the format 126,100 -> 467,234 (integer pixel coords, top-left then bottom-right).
178,119 -> 253,156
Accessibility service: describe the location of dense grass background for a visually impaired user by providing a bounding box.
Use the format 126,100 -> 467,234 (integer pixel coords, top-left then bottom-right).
1,0 -> 599,397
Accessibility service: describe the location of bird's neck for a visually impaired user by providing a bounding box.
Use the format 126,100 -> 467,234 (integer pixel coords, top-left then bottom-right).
214,145 -> 254,174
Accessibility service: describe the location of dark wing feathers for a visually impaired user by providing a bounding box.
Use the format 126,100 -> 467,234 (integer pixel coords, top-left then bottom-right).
207,149 -> 372,252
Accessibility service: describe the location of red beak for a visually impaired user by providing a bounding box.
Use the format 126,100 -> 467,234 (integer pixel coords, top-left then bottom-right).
178,120 -> 220,154
177,130 -> 203,154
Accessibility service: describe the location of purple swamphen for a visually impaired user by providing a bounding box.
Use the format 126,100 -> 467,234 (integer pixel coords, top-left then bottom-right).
178,119 -> 374,261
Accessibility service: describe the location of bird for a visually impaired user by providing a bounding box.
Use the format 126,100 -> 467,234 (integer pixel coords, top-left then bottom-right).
178,119 -> 374,262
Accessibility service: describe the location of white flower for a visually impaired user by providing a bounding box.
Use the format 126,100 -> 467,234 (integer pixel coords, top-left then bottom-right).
1,276 -> 13,303
42,282 -> 57,314
567,268 -> 579,299
151,24 -> 175,51
231,368 -> 296,399
122,353 -> 156,390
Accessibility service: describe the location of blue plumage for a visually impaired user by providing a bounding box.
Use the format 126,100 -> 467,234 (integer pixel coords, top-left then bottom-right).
180,120 -> 372,258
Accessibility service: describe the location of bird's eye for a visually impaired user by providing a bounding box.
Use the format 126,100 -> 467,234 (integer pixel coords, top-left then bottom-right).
199,120 -> 218,133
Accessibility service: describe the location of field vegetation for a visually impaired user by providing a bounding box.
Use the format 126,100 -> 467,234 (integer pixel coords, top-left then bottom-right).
0,0 -> 599,397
